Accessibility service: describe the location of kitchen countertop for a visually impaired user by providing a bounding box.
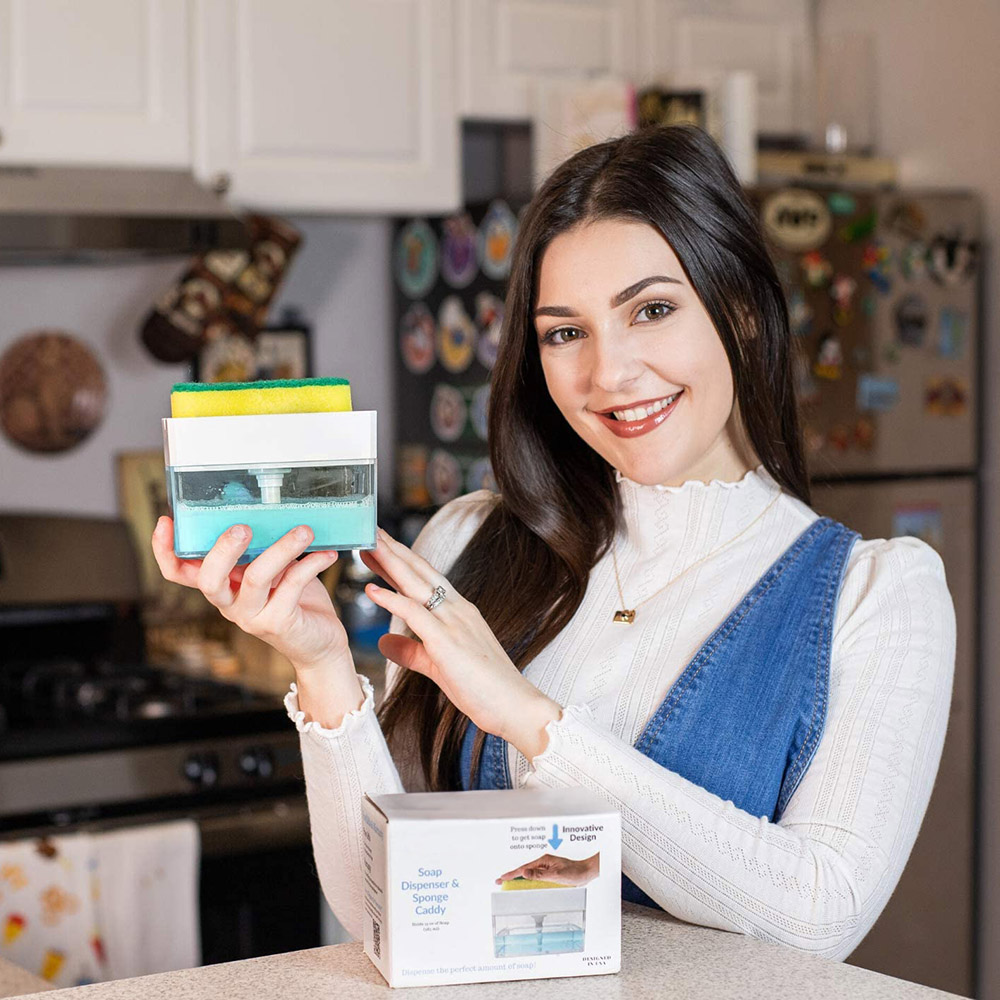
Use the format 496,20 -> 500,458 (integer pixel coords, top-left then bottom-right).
1,903 -> 966,1000
0,958 -> 51,998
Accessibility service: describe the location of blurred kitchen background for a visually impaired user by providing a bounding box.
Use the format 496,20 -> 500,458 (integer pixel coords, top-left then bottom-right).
0,1 -> 997,997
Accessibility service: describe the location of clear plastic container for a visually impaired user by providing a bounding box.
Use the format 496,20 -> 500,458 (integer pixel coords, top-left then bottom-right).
491,887 -> 586,958
167,461 -> 376,560
162,410 -> 377,561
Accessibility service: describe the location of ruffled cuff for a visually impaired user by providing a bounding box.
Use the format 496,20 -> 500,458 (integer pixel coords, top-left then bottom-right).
284,673 -> 376,739
526,703 -> 599,777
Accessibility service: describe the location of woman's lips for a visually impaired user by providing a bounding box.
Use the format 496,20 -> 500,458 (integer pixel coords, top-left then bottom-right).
592,391 -> 683,438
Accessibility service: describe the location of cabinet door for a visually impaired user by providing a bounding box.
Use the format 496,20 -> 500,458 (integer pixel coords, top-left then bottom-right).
194,0 -> 459,214
459,0 -> 638,121
0,0 -> 190,167
637,0 -> 812,138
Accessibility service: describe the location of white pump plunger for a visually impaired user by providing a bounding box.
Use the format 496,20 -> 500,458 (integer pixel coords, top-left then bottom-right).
249,468 -> 292,504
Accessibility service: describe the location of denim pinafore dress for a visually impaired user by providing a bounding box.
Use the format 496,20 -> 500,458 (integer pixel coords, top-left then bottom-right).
458,517 -> 859,909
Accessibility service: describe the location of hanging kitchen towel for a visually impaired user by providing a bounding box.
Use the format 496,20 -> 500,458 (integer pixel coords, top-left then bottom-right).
91,819 -> 200,981
0,833 -> 106,987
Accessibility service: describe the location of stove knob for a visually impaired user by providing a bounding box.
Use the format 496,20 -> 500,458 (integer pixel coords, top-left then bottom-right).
182,752 -> 219,788
238,746 -> 275,780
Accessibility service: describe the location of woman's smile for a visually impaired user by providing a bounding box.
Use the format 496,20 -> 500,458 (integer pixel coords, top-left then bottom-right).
591,389 -> 684,438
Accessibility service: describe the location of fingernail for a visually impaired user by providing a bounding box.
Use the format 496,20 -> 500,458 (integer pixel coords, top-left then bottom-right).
368,583 -> 380,593
230,525 -> 249,541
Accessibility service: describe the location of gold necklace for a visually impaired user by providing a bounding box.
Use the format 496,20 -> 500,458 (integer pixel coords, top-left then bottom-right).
609,490 -> 782,624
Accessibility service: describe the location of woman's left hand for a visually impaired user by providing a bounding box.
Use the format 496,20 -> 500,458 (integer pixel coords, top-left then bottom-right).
360,527 -> 563,762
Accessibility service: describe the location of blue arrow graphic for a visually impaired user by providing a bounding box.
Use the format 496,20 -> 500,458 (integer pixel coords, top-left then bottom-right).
548,823 -> 563,850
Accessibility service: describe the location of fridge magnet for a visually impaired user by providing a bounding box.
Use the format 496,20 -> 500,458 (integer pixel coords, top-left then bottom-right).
801,251 -> 833,288
761,188 -> 832,251
830,274 -> 857,327
937,307 -> 969,361
899,241 -> 928,281
395,219 -> 439,298
788,288 -> 813,337
924,376 -> 968,416
862,240 -> 892,295
197,327 -> 260,383
477,200 -> 518,280
475,292 -> 505,370
399,302 -> 436,375
440,213 -> 479,288
838,209 -> 877,243
827,424 -> 850,452
813,332 -> 843,380
254,316 -> 312,380
894,294 -> 928,347
827,192 -> 856,216
430,384 -> 467,443
892,503 -> 944,552
853,416 -> 876,451
470,383 -> 490,441
928,234 -> 979,285
427,449 -> 463,505
803,424 -> 825,455
856,374 -> 900,413
794,354 -> 821,406
467,456 -> 497,494
397,444 -> 431,508
885,200 -> 928,241
436,296 -> 476,373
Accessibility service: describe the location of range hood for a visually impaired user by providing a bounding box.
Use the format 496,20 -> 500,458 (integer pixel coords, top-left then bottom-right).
0,165 -> 249,264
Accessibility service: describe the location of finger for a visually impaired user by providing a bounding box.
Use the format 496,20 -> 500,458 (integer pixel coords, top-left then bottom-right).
259,550 -> 340,625
357,548 -> 401,591
195,524 -> 255,609
378,633 -> 435,677
496,866 -> 529,882
373,528 -> 447,601
366,583 -> 442,642
151,516 -> 205,589
230,525 -> 316,620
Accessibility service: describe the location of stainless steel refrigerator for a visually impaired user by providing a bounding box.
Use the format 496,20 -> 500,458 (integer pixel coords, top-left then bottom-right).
752,185 -> 981,995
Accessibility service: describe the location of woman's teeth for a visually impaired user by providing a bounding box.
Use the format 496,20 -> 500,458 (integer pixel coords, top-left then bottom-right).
611,392 -> 681,422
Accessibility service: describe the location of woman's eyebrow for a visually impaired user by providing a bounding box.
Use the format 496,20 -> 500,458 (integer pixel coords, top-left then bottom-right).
535,275 -> 682,317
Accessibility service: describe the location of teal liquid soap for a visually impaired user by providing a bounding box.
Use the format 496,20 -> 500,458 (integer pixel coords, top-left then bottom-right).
174,499 -> 375,559
493,924 -> 584,957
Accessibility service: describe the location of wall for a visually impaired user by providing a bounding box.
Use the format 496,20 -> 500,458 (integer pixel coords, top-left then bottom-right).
815,1 -> 1000,995
0,216 -> 394,515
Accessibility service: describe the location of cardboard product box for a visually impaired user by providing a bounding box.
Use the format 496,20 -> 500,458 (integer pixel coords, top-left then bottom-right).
361,787 -> 621,988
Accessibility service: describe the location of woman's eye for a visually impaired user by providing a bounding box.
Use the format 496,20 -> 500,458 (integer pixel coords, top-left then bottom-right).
542,327 -> 583,346
635,301 -> 675,323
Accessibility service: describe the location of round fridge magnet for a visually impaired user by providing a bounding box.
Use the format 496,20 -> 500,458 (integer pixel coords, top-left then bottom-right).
427,449 -> 463,505
436,296 -> 476,374
475,291 -> 505,370
399,302 -> 436,375
395,219 -> 439,298
430,384 -> 467,443
441,213 -> 479,288
477,200 -> 518,280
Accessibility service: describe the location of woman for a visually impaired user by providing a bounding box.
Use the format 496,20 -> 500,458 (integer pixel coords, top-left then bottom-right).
152,125 -> 955,961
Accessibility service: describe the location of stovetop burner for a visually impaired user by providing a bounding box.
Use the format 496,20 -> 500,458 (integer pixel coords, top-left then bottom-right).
0,658 -> 288,761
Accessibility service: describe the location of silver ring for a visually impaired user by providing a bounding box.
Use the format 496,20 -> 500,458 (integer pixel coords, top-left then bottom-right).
424,585 -> 446,612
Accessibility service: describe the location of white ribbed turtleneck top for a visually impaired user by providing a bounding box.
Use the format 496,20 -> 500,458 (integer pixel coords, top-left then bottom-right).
284,467 -> 955,961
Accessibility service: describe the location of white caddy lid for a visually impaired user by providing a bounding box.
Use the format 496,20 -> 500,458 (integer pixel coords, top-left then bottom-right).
163,410 -> 377,468
490,885 -> 587,916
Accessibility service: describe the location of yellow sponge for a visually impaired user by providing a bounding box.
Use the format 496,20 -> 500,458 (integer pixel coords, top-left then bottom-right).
170,378 -> 352,418
500,878 -> 566,891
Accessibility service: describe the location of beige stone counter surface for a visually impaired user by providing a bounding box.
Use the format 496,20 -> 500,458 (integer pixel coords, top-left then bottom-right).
3,903 -> 967,1000
0,957 -> 51,998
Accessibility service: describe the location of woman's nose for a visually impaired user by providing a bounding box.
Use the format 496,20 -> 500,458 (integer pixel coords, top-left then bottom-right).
589,332 -> 643,394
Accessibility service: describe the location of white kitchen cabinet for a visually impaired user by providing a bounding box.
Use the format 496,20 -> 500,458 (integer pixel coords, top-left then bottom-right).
458,0 -> 638,121
193,0 -> 459,214
636,0 -> 813,138
0,0 -> 191,167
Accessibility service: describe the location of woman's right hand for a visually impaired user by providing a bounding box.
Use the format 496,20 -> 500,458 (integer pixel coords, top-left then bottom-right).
150,516 -> 349,670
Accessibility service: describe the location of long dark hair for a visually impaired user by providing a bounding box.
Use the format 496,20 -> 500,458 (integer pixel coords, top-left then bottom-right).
379,124 -> 809,790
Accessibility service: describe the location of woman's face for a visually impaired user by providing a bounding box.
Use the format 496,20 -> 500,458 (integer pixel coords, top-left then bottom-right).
534,218 -> 751,487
